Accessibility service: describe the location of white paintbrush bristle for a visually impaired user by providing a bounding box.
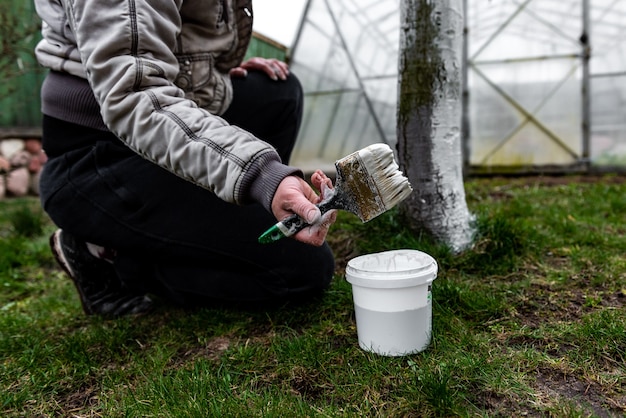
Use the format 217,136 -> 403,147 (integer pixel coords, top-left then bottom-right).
356,143 -> 413,210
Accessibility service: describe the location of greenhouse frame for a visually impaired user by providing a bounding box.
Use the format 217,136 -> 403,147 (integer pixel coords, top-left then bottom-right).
287,0 -> 626,174
1,0 -> 625,175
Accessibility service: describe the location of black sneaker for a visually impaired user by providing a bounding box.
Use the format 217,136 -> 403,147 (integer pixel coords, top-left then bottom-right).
50,229 -> 153,317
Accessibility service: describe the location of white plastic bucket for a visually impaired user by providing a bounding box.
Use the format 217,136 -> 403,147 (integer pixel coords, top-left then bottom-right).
346,249 -> 438,356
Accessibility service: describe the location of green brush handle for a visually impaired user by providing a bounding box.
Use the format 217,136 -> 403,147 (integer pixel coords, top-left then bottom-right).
258,199 -> 338,244
257,213 -> 308,244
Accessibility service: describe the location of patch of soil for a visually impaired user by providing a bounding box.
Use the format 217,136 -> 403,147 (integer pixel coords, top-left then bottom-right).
287,365 -> 335,401
167,335 -> 233,369
513,284 -> 625,331
534,368 -> 626,417
167,325 -> 281,369
55,384 -> 101,417
474,389 -> 540,418
510,254 -> 625,330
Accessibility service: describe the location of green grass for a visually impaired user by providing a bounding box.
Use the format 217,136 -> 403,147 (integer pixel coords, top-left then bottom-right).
1,175 -> 625,417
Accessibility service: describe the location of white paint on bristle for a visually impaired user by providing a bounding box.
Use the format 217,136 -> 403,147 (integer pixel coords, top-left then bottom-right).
358,144 -> 413,210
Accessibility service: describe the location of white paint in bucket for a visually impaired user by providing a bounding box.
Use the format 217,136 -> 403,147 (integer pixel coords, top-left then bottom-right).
346,249 -> 438,356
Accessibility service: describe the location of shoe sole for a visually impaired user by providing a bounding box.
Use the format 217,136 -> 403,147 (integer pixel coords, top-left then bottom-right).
50,230 -> 74,277
50,230 -> 94,315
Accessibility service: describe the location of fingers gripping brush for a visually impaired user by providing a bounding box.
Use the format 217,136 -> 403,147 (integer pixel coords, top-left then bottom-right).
258,143 -> 413,244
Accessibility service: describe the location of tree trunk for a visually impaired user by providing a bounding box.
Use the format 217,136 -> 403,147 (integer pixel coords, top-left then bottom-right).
397,0 -> 474,253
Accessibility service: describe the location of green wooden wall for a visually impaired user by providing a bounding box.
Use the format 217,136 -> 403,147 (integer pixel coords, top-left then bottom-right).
0,0 -> 46,129
246,33 -> 288,62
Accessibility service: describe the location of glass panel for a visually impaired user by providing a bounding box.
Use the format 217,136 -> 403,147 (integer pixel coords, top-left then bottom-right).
591,0 -> 626,55
590,0 -> 626,75
474,58 -> 580,110
484,123 -> 578,166
590,1 -> 626,166
292,25 -> 359,92
591,75 -> 626,166
469,57 -> 581,164
290,0 -> 626,171
290,0 -> 400,169
293,91 -> 375,172
469,0 -> 582,62
362,77 -> 397,143
469,68 -> 525,165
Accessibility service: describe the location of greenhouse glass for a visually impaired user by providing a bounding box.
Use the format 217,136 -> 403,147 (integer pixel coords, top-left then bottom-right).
289,0 -> 626,173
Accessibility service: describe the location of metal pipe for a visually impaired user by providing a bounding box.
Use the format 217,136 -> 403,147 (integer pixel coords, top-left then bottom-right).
591,71 -> 626,78
581,0 -> 591,169
462,0 -> 470,177
474,53 -> 580,66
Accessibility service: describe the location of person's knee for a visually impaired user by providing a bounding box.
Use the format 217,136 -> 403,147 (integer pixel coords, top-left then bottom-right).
284,72 -> 303,104
293,243 -> 335,293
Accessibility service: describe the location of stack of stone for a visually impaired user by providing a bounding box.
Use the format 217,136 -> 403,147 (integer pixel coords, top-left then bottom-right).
0,138 -> 47,199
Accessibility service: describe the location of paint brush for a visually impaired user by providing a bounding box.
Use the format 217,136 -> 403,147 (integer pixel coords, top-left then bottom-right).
258,143 -> 413,244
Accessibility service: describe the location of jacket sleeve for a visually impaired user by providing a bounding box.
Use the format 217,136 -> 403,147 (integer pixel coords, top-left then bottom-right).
63,0 -> 298,208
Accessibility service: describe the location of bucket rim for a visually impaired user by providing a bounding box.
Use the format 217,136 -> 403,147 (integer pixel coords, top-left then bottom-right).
345,249 -> 438,288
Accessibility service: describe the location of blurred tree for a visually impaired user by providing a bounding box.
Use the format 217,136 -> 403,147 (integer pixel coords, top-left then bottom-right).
397,0 -> 475,253
0,0 -> 40,101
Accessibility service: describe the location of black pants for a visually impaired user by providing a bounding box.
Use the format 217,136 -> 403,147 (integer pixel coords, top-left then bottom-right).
40,72 -> 335,307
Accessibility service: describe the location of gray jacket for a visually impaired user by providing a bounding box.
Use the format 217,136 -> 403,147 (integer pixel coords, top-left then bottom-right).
34,0 -> 298,210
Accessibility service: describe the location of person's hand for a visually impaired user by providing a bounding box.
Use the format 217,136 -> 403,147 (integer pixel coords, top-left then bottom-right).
271,170 -> 337,246
229,57 -> 289,81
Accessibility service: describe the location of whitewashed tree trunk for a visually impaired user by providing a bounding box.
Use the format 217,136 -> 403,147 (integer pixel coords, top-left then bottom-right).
397,0 -> 475,253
